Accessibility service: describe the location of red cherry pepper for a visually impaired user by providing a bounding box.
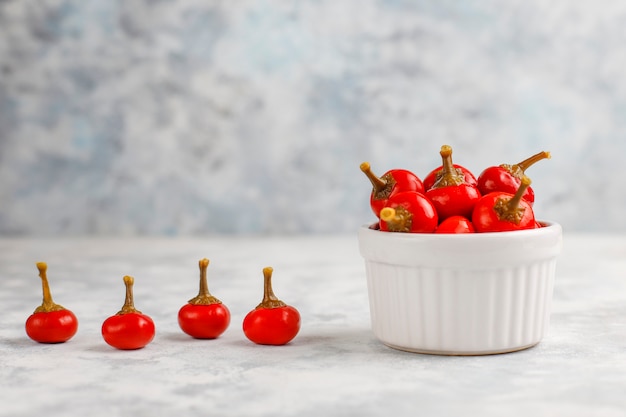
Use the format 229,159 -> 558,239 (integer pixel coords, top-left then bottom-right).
425,145 -> 481,220
472,176 -> 536,232
178,258 -> 230,339
243,267 -> 300,346
477,151 -> 550,206
379,191 -> 438,233
102,276 -> 155,350
360,162 -> 424,218
25,262 -> 78,344
435,215 -> 475,234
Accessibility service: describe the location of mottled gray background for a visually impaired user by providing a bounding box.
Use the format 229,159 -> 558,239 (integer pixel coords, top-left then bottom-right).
1,0 -> 625,235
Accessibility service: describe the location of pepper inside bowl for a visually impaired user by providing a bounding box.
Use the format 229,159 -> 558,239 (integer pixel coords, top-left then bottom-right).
358,221 -> 563,355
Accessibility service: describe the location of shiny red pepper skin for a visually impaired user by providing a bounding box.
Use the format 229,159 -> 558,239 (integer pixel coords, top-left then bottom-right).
102,312 -> 155,350
178,303 -> 230,339
379,191 -> 438,233
435,215 -> 475,234
477,166 -> 535,204
360,162 -> 424,218
476,151 -> 550,206
26,310 -> 78,344
426,184 -> 481,220
243,305 -> 301,346
472,176 -> 536,232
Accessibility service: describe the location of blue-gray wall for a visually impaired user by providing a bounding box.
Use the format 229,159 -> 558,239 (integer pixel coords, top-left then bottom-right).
1,1 -> 624,235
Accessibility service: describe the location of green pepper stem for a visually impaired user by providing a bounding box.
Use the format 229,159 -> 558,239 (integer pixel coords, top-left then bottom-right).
507,176 -> 532,211
117,275 -> 141,315
380,207 -> 398,224
256,267 -> 286,309
494,176 -> 532,224
34,262 -> 65,313
440,145 -> 454,173
515,151 -> 551,173
360,162 -> 388,193
188,258 -> 221,305
432,145 -> 464,188
380,207 -> 412,232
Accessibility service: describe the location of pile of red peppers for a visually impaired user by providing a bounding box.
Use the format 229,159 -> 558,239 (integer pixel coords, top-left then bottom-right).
361,145 -> 551,234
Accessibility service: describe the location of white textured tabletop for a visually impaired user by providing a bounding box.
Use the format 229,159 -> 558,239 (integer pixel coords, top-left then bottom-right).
0,234 -> 625,417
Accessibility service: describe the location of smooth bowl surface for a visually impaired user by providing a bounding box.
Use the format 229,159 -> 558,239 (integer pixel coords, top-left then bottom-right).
358,221 -> 563,355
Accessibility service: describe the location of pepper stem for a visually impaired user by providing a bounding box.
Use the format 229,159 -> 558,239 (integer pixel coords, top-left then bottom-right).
188,258 -> 221,305
360,162 -> 397,201
494,176 -> 532,224
504,151 -> 551,178
33,262 -> 65,313
380,207 -> 413,232
360,162 -> 387,193
515,151 -> 551,172
432,145 -> 464,188
117,275 -> 141,315
256,267 -> 286,309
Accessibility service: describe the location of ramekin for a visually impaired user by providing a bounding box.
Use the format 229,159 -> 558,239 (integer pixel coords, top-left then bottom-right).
358,221 -> 563,355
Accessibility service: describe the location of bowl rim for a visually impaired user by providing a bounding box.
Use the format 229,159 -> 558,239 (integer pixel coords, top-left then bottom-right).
358,220 -> 563,267
360,220 -> 561,239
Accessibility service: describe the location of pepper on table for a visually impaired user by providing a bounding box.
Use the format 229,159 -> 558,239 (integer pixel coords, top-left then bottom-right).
25,262 -> 78,344
101,275 -> 155,350
243,267 -> 300,346
178,258 -> 231,339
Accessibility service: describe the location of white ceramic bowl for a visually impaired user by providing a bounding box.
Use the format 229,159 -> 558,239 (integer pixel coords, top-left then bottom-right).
358,221 -> 563,355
